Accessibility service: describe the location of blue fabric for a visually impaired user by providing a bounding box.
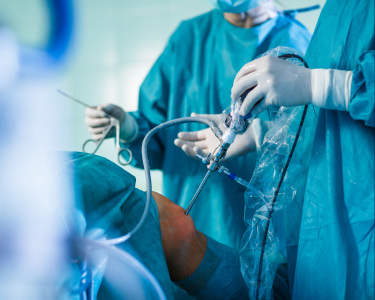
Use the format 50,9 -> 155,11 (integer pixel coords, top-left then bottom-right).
57,152 -> 175,300
123,10 -> 311,251
291,0 -> 375,299
283,4 -> 321,17
349,51 -> 375,126
175,235 -> 290,300
175,235 -> 248,300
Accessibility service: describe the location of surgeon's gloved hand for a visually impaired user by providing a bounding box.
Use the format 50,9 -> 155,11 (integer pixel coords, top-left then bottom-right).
231,55 -> 313,116
174,113 -> 271,162
85,103 -> 138,142
174,113 -> 223,160
232,55 -> 353,116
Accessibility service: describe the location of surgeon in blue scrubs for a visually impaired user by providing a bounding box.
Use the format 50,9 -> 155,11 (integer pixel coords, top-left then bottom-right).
229,0 -> 374,298
85,0 -> 310,266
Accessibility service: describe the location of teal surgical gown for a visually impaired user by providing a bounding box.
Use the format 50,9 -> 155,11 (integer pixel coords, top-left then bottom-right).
123,10 -> 311,249
289,0 -> 374,299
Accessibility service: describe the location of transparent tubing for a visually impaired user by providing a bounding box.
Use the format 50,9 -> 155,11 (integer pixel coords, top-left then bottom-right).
221,169 -> 273,212
76,238 -> 167,300
102,117 -> 222,245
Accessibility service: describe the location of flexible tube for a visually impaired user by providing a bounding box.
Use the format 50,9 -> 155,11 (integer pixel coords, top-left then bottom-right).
102,117 -> 222,245
222,171 -> 273,212
76,238 -> 167,300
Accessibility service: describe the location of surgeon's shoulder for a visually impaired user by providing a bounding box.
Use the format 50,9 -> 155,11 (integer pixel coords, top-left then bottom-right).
169,10 -> 219,44
277,14 -> 311,34
271,14 -> 312,53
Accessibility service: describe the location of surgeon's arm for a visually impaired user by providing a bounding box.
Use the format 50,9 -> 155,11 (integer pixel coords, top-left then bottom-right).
119,31 -> 180,170
232,51 -> 374,127
85,31 -> 178,170
307,51 -> 374,127
345,51 -> 374,127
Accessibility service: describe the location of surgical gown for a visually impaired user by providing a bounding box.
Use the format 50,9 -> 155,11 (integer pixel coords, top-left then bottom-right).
123,10 -> 311,249
289,0 -> 374,299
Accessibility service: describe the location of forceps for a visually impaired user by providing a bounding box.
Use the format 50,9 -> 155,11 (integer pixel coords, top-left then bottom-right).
58,90 -> 132,166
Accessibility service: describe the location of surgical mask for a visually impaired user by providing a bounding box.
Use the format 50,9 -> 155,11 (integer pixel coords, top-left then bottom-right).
206,0 -> 265,13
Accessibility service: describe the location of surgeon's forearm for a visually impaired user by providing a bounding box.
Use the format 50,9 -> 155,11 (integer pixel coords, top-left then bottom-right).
152,192 -> 207,281
119,112 -> 139,143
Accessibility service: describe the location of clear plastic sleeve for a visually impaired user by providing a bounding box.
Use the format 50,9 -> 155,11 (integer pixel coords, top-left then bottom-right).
239,47 -> 313,300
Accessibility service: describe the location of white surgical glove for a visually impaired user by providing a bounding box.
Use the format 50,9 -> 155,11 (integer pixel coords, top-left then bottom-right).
85,103 -> 138,142
174,113 -> 271,162
231,55 -> 352,116
231,55 -> 313,116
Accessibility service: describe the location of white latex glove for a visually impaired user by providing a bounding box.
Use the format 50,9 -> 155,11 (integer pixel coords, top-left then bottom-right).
174,113 -> 272,162
232,55 -> 353,116
231,55 -> 313,116
85,103 -> 138,142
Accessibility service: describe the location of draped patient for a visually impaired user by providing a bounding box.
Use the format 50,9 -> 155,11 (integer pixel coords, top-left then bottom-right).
61,152 -> 288,300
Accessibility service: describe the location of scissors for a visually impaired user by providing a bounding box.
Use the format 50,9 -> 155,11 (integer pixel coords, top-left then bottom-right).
58,90 -> 133,166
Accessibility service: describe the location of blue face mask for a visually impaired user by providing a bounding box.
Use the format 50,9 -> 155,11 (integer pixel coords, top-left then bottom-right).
206,0 -> 264,13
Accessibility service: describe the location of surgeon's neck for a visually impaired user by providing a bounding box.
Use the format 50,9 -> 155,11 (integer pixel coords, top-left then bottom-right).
224,12 -> 255,28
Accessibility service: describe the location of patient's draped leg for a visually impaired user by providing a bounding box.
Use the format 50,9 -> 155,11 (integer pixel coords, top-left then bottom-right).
175,235 -> 248,299
175,235 -> 291,300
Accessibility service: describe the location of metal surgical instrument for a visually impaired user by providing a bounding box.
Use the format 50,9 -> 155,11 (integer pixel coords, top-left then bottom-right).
184,91 -> 254,216
184,140 -> 232,216
57,90 -> 132,165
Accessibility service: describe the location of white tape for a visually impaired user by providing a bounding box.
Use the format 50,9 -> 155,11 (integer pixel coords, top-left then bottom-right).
222,130 -> 236,144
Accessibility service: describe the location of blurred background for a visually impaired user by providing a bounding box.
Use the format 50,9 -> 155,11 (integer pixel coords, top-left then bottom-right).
0,0 -> 326,192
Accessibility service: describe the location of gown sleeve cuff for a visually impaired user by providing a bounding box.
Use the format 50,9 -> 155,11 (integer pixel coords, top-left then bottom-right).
311,69 -> 352,111
119,112 -> 139,144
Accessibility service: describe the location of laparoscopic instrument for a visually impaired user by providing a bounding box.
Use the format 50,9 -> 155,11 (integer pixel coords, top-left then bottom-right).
57,90 -> 132,165
184,89 -> 255,216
